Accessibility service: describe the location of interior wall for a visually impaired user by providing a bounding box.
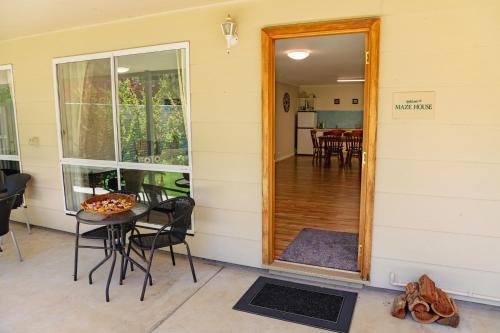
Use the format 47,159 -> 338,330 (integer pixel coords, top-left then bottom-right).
1,0 -> 499,305
275,81 -> 298,161
300,83 -> 364,111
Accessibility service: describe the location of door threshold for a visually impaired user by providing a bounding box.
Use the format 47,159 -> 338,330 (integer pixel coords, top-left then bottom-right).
264,260 -> 368,289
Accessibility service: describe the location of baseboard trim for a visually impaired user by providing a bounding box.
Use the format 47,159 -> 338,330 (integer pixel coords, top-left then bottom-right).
275,153 -> 295,162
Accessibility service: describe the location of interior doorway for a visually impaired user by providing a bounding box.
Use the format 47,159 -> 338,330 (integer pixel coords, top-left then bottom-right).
261,18 -> 380,281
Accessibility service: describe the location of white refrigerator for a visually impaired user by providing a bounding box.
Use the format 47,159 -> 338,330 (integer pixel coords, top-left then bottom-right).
296,112 -> 317,155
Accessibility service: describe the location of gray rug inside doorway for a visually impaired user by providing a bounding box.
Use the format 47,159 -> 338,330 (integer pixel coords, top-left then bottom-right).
279,228 -> 359,272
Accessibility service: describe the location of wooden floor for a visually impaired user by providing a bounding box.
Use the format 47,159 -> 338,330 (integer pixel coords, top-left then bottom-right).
274,155 -> 361,258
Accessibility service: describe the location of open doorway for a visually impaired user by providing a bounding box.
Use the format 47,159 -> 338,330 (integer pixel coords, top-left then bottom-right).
262,19 -> 380,280
275,32 -> 365,272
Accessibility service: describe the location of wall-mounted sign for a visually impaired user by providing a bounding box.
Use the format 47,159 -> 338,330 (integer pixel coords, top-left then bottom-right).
392,91 -> 435,120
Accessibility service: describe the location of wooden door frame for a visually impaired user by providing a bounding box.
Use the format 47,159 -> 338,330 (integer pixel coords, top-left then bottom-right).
261,18 -> 380,281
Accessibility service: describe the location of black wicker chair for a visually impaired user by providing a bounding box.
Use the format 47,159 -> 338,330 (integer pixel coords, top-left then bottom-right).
73,190 -> 144,282
3,173 -> 31,233
128,196 -> 196,301
142,183 -> 175,218
0,194 -> 23,261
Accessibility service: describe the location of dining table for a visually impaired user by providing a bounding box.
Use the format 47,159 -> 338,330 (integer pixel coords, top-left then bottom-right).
318,134 -> 349,143
317,131 -> 360,165
317,133 -> 351,150
75,203 -> 150,302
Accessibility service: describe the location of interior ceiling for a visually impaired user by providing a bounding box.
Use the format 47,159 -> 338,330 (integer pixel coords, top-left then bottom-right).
0,0 -> 234,41
276,33 -> 365,86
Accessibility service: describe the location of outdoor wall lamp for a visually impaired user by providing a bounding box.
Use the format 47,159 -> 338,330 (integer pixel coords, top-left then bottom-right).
221,14 -> 238,53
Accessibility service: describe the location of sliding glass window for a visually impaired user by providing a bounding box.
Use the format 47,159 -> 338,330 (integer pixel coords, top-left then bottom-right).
56,58 -> 115,161
53,43 -> 192,224
0,65 -> 21,176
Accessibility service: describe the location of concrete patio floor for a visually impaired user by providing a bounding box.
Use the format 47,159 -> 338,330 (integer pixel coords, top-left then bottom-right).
1,223 -> 499,333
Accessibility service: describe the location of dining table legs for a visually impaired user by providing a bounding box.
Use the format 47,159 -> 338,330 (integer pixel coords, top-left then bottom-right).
88,241 -> 113,285
84,224 -> 152,302
105,226 -> 117,302
119,227 -> 126,285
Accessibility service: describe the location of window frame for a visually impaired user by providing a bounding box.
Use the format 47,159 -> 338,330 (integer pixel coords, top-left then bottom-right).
0,64 -> 22,170
52,43 -> 193,225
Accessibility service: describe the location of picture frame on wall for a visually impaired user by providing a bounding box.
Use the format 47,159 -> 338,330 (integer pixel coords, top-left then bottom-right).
352,98 -> 358,104
334,98 -> 340,104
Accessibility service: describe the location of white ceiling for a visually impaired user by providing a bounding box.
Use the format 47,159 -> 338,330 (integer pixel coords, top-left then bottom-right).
0,0 -> 234,41
276,33 -> 365,86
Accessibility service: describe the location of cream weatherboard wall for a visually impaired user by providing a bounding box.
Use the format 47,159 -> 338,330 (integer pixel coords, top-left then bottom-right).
0,0 -> 499,305
275,81 -> 298,161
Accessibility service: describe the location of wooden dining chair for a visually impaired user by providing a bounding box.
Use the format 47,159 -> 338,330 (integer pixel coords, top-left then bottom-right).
310,130 -> 323,164
345,130 -> 363,168
352,129 -> 363,135
323,130 -> 345,165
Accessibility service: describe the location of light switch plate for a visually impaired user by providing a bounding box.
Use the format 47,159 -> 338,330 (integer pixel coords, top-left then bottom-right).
28,137 -> 40,146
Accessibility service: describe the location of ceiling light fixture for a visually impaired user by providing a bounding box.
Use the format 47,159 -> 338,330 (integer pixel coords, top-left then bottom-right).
337,78 -> 365,83
117,67 -> 130,74
286,50 -> 310,60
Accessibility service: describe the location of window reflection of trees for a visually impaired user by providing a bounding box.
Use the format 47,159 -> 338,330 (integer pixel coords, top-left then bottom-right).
119,71 -> 188,166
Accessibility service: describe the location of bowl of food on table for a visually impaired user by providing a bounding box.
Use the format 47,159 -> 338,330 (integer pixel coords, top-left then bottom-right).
81,193 -> 136,215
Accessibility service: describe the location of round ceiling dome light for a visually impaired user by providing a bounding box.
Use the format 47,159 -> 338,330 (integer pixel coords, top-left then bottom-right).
286,50 -> 310,60
117,67 -> 130,74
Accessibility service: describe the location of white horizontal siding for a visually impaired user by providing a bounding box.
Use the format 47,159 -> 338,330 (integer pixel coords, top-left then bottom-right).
370,257 -> 500,306
18,146 -> 59,168
380,1 -> 500,50
193,179 -> 261,213
20,165 -> 61,191
377,123 -> 500,164
372,226 -> 500,273
192,151 -> 260,184
190,92 -> 261,124
378,85 -> 500,125
375,159 -> 500,201
374,192 -> 500,238
18,123 -> 58,147
379,47 -> 500,88
178,232 -> 262,267
189,59 -> 260,94
15,101 -> 57,125
191,122 -> 260,154
194,206 -> 261,241
371,0 -> 500,305
25,187 -> 65,212
11,205 -> 75,233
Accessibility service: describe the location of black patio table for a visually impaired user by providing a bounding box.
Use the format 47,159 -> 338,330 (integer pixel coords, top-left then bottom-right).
75,203 -> 150,302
